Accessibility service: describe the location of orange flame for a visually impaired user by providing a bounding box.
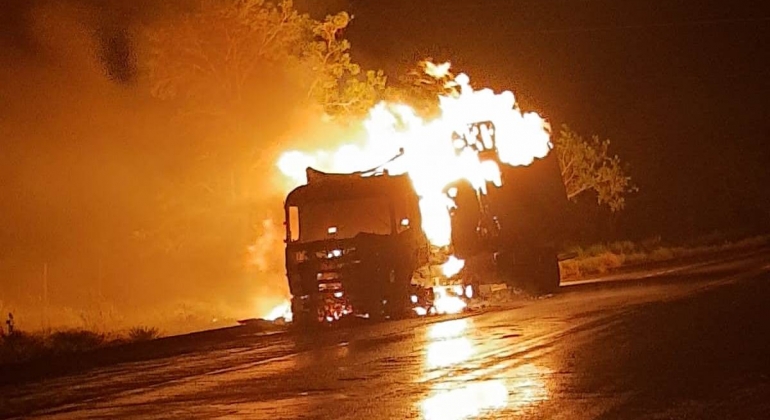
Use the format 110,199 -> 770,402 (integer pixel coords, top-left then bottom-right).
278,63 -> 551,247
263,301 -> 292,322
270,63 -> 551,320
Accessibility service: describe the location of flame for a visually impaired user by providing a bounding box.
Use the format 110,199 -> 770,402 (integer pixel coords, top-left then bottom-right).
263,301 -> 293,322
278,63 -> 551,248
425,61 -> 452,79
275,63 -> 550,319
441,255 -> 465,278
433,286 -> 467,315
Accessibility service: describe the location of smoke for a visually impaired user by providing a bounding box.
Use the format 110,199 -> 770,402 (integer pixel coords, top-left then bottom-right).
0,0 -> 328,333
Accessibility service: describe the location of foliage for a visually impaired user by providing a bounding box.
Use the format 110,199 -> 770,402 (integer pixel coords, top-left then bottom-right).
559,234 -> 770,280
0,326 -> 161,365
552,125 -> 636,212
47,330 -> 106,353
391,59 -> 460,117
144,0 -> 386,122
0,331 -> 47,364
303,10 -> 387,118
128,326 -> 161,342
139,1 -> 389,279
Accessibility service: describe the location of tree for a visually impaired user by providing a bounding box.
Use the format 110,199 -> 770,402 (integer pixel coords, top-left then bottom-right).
302,11 -> 387,118
390,59 -> 459,117
135,0 -> 391,301
141,0 -> 388,200
144,0 -> 385,124
552,125 -> 635,212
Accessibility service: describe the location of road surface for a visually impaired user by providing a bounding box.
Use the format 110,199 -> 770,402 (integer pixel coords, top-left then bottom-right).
2,248 -> 770,419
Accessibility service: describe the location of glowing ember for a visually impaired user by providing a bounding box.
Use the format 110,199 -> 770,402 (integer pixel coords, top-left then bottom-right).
433,286 -> 467,315
277,62 -> 552,248
441,255 -> 465,278
264,301 -> 293,322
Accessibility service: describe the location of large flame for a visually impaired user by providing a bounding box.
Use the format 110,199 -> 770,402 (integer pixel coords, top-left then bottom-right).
268,63 -> 551,319
278,63 -> 551,246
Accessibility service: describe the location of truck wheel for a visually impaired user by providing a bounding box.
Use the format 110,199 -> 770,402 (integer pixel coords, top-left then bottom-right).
535,254 -> 561,295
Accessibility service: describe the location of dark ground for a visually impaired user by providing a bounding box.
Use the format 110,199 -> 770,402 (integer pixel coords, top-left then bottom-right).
2,248 -> 769,419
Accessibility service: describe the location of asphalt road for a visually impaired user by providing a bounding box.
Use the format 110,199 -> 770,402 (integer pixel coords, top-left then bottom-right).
3,248 -> 770,419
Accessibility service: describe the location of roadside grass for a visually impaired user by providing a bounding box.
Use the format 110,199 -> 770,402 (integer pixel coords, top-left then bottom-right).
0,296 -> 254,366
560,234 -> 769,281
127,326 -> 161,342
0,326 -> 164,366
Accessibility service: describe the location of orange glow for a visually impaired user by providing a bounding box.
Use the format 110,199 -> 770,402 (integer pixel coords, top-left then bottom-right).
422,380 -> 509,420
424,61 -> 452,79
441,255 -> 465,278
426,337 -> 473,369
433,286 -> 467,315
507,363 -> 550,411
420,317 -> 551,419
273,63 -> 551,321
422,318 -> 508,420
263,301 -> 292,322
277,62 -> 552,248
428,318 -> 468,339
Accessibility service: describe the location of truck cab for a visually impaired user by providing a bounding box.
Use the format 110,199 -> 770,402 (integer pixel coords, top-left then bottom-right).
284,169 -> 432,325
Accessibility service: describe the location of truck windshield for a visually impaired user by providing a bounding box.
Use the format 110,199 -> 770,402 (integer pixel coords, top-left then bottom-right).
293,197 -> 392,243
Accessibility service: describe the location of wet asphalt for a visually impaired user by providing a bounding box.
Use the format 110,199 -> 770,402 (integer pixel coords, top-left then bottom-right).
2,249 -> 769,419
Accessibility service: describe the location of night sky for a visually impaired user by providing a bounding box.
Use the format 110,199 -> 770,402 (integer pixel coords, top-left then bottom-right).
325,0 -> 770,240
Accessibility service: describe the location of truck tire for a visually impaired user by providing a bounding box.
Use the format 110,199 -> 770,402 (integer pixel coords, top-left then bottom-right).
534,253 -> 560,295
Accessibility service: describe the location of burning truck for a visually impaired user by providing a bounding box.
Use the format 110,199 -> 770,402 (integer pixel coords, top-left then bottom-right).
283,120 -> 567,326
278,65 -> 567,326
284,167 -> 435,324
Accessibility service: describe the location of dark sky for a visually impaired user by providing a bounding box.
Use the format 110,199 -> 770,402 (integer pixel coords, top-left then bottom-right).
326,0 -> 770,240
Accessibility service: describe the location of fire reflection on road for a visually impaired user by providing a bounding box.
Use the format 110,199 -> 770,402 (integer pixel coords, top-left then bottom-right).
426,319 -> 473,369
426,337 -> 473,368
421,318 -> 550,419
422,380 -> 509,420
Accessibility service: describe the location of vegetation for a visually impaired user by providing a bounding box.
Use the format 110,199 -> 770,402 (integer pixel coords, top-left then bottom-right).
133,0 -> 392,303
0,326 -> 164,366
128,326 -> 161,342
552,125 -> 636,212
145,0 -> 386,123
559,234 -> 769,280
392,59 -> 460,117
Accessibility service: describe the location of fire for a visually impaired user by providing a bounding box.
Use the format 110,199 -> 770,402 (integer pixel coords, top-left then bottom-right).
277,62 -> 551,248
274,62 -> 551,319
441,255 -> 465,278
424,61 -> 452,79
433,285 -> 467,315
264,301 -> 293,322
